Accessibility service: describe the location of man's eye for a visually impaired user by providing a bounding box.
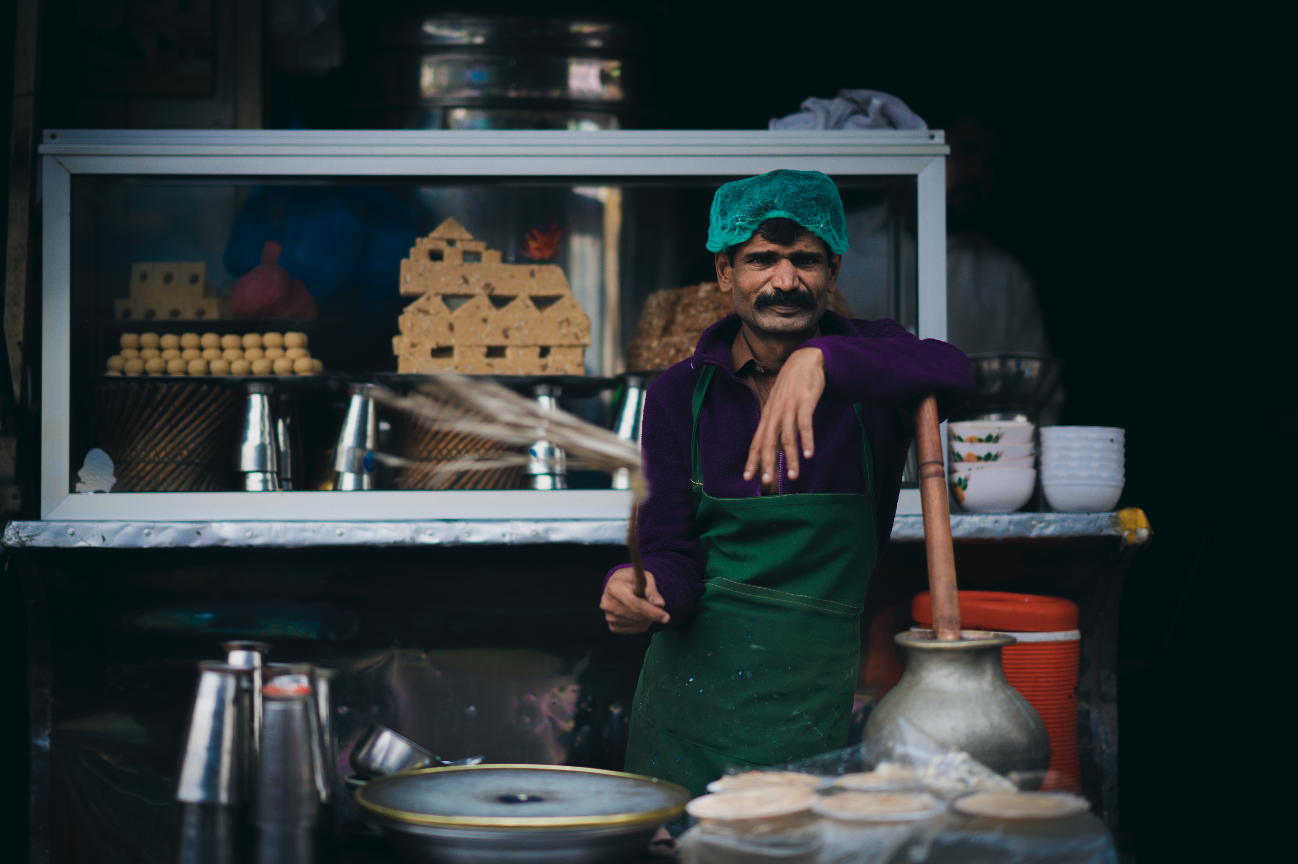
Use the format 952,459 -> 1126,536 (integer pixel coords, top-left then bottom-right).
791,256 -> 823,268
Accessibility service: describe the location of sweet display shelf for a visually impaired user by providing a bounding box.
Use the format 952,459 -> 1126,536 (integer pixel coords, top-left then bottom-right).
4,511 -> 1130,549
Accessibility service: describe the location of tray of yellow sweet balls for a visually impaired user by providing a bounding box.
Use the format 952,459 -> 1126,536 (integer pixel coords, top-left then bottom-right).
105,331 -> 324,379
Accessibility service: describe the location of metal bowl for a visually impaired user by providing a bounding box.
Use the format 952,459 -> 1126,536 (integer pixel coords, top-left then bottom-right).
355,764 -> 689,864
350,722 -> 435,779
965,353 -> 1062,412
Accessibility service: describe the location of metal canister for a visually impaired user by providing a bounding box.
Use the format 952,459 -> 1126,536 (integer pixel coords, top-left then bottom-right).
256,680 -> 319,864
611,375 -> 647,490
221,641 -> 269,802
526,384 -> 567,490
343,14 -> 640,130
176,662 -> 248,864
333,385 -> 378,490
235,383 -> 280,491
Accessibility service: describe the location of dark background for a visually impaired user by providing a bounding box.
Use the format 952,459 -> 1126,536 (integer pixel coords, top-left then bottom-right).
2,1 -> 1279,860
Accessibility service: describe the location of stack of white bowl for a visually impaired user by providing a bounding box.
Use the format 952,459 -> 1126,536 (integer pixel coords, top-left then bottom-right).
1039,427 -> 1125,512
947,420 -> 1036,513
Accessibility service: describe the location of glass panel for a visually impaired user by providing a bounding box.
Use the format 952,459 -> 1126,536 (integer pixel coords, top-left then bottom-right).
69,174 -> 918,492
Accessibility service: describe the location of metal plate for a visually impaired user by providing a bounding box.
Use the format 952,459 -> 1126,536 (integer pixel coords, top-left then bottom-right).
355,765 -> 688,828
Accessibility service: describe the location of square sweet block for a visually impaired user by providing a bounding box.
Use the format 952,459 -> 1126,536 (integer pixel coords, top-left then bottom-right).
394,219 -> 591,375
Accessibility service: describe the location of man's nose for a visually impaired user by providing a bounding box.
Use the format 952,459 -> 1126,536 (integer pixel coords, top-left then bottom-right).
769,259 -> 799,291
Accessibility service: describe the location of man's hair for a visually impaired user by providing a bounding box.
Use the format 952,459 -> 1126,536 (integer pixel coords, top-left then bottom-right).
724,217 -> 830,265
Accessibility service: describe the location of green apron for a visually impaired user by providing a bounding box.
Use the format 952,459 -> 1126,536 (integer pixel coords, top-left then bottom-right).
623,363 -> 877,798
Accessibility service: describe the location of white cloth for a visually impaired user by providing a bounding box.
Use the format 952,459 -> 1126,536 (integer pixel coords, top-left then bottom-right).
769,89 -> 928,131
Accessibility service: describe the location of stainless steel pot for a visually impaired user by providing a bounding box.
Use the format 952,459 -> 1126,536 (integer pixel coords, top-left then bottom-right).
351,722 -> 435,779
354,764 -> 688,864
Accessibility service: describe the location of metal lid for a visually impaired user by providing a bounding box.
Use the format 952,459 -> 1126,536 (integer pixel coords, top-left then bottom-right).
354,765 -> 688,828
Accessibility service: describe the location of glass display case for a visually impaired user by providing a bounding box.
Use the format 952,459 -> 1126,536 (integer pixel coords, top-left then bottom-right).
39,130 -> 948,521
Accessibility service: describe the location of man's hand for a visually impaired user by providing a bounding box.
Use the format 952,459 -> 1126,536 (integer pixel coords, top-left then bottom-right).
744,346 -> 825,485
600,568 -> 670,633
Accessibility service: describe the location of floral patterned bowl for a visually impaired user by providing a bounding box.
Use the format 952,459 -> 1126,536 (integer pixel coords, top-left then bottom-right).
949,467 -> 1037,513
948,421 -> 1035,445
950,442 -> 1035,463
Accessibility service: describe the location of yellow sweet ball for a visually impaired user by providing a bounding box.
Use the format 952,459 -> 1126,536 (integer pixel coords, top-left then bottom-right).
180,332 -> 201,349
209,359 -> 231,376
160,334 -> 181,350
262,332 -> 285,348
124,358 -> 145,375
120,333 -> 141,350
140,332 -> 161,349
202,347 -> 223,361
161,349 -> 182,361
105,370 -> 122,376
230,359 -> 252,376
140,348 -> 161,360
200,332 -> 221,349
106,355 -> 126,372
145,357 -> 167,375
293,357 -> 314,374
263,347 -> 285,360
251,358 -> 275,376
285,347 -> 310,361
221,334 -> 242,350
166,358 -> 188,375
222,348 -> 244,362
272,357 -> 294,375
244,347 -> 265,361
121,348 -> 140,360
187,359 -> 209,376
284,332 -> 308,349
182,348 -> 201,360
241,333 -> 263,349
311,358 -> 324,374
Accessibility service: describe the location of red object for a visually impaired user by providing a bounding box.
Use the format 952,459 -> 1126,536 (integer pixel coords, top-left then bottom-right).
912,590 -> 1081,792
231,241 -> 318,320
519,222 -> 569,261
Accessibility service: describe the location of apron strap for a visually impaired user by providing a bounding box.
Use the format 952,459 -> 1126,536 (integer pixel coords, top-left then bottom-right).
689,360 -> 875,501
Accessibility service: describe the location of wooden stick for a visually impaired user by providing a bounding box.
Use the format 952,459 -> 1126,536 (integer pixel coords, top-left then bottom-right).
627,500 -> 647,598
915,394 -> 961,641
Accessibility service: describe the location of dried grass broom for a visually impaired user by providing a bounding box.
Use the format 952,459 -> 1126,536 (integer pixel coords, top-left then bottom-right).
368,376 -> 650,596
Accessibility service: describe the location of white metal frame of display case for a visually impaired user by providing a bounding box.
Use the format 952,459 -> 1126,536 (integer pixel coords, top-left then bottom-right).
39,130 -> 948,521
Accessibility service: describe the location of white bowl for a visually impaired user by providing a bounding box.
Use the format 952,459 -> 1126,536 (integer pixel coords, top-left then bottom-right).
1042,469 -> 1124,483
948,421 -> 1035,445
1040,426 -> 1124,444
1043,480 -> 1124,512
1040,443 -> 1124,459
950,442 -> 1035,463
949,467 -> 1036,513
950,456 -> 1034,473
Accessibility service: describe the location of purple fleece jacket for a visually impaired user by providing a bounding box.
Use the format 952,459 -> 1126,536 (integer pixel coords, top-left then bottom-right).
606,311 -> 973,630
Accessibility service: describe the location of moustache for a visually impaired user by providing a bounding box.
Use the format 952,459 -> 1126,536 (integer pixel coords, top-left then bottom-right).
754,289 -> 816,310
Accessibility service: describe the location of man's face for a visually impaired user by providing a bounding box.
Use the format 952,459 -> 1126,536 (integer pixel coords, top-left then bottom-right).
715,232 -> 840,337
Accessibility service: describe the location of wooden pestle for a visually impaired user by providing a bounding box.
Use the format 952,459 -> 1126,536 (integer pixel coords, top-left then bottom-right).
915,394 -> 961,641
627,501 -> 648,598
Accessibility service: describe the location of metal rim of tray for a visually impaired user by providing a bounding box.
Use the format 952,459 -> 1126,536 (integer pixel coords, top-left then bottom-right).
353,764 -> 689,829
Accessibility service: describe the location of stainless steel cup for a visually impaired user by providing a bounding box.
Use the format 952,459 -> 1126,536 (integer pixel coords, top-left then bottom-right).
221,641 -> 269,803
332,385 -> 378,491
177,661 -> 247,806
236,383 -> 280,492
256,682 -> 319,864
611,375 -> 647,490
526,384 -> 567,490
275,396 -> 300,490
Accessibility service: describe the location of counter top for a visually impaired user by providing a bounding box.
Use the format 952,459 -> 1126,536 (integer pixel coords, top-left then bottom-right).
3,512 -> 1139,549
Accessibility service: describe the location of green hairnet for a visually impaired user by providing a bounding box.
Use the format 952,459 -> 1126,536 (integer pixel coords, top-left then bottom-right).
706,169 -> 848,255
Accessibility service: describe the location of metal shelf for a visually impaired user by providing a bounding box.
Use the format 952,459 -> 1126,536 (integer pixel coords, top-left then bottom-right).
4,512 -> 1128,549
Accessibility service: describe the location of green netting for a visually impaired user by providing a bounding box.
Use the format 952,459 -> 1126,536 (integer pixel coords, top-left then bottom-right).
705,169 -> 849,255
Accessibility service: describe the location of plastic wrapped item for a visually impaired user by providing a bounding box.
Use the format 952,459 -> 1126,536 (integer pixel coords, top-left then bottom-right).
681,788 -> 822,864
230,241 -> 317,319
814,792 -> 946,864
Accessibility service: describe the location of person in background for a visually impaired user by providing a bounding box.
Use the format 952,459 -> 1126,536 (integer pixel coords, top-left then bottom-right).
943,116 -> 1052,358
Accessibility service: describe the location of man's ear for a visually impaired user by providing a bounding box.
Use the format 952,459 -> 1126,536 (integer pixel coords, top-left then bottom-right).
827,254 -> 842,293
715,251 -> 733,293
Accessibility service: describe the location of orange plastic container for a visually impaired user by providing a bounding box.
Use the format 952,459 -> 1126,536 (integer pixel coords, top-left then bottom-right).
912,590 -> 1081,792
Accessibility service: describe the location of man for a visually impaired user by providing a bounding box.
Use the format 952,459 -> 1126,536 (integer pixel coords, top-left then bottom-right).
599,170 -> 973,797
